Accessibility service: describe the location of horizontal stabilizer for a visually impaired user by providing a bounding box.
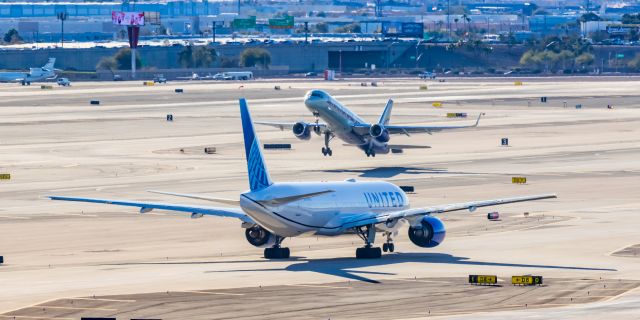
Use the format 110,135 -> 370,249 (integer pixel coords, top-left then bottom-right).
147,190 -> 240,206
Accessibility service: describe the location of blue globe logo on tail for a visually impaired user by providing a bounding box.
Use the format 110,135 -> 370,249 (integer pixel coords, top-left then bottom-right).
239,98 -> 273,191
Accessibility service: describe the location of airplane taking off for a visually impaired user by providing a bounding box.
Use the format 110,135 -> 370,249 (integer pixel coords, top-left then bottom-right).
0,58 -> 57,85
256,90 -> 483,157
50,99 -> 555,259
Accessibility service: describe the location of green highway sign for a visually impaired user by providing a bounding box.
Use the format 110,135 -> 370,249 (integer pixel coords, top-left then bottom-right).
269,16 -> 294,29
233,16 -> 256,29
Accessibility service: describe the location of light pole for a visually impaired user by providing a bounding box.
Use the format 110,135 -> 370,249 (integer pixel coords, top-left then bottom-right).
56,11 -> 68,48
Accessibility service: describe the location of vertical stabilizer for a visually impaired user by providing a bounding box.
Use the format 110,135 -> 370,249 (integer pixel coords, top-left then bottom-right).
43,58 -> 56,70
378,99 -> 394,125
239,98 -> 274,191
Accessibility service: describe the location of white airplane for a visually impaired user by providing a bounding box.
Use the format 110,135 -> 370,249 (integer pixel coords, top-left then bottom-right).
50,99 -> 556,259
0,58 -> 57,85
256,90 -> 483,157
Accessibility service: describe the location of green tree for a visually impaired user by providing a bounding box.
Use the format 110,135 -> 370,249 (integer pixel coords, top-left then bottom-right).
627,53 -> 640,70
113,48 -> 141,70
178,46 -> 217,68
178,45 -> 194,68
621,13 -> 640,24
575,52 -> 595,67
579,12 -> 602,22
96,57 -> 117,71
3,28 -> 22,44
314,22 -> 328,33
334,23 -> 361,33
239,48 -> 271,69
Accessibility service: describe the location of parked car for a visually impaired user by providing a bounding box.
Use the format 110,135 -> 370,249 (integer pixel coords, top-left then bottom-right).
418,71 -> 436,79
305,72 -> 318,77
153,74 -> 167,83
56,78 -> 71,86
113,75 -> 123,81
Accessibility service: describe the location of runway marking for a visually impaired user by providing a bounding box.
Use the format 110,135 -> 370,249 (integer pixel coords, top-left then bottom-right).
175,290 -> 244,296
536,296 -> 612,300
0,215 -> 30,220
285,284 -> 353,290
71,297 -> 136,303
395,279 -> 454,284
0,316 -> 74,320
143,213 -> 169,216
47,213 -> 98,218
29,306 -> 117,311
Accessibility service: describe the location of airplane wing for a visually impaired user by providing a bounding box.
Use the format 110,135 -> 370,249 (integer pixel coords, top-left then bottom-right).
338,193 -> 556,230
352,113 -> 483,136
147,190 -> 240,206
49,196 -> 254,223
254,121 -> 329,132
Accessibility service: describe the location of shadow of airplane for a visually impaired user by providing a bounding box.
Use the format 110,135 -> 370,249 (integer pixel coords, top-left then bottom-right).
204,252 -> 617,283
321,167 -> 483,178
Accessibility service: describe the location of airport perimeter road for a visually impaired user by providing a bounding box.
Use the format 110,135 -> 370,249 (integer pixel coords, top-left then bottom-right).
1,78 -> 639,318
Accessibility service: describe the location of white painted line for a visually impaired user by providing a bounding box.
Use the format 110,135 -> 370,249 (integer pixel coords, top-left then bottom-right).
0,215 -> 30,220
71,297 -> 136,303
32,306 -> 117,311
395,279 -> 454,284
176,290 -> 244,296
0,316 -> 74,320
286,284 -> 353,290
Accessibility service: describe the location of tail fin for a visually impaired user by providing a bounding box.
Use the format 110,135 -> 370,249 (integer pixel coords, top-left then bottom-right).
239,98 -> 273,191
378,99 -> 393,125
43,58 -> 56,70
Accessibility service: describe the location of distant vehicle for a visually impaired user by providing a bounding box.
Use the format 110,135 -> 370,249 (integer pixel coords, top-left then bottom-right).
50,99 -> 556,259
305,72 -> 318,77
256,90 -> 483,157
153,74 -> 167,83
0,58 -> 57,85
113,75 -> 123,81
214,71 -> 253,80
56,77 -> 71,86
419,71 -> 436,79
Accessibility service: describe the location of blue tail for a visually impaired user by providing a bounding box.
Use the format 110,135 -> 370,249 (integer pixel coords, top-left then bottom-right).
239,98 -> 273,191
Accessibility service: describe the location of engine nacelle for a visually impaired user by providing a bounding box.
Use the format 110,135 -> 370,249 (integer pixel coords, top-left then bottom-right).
245,225 -> 277,248
369,124 -> 390,143
408,216 -> 446,248
292,122 -> 311,140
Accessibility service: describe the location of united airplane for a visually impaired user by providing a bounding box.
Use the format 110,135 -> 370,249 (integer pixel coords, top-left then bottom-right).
0,58 -> 57,85
256,90 -> 483,157
50,99 -> 555,259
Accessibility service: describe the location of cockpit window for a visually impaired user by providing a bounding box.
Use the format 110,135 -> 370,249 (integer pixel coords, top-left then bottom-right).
310,91 -> 325,98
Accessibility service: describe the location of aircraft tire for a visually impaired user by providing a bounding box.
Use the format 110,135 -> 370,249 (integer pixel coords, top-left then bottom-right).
264,247 -> 290,259
356,247 -> 382,259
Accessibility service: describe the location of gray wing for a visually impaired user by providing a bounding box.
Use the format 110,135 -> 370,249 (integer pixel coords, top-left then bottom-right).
254,121 -> 328,132
338,193 -> 556,230
385,113 -> 483,135
49,196 -> 254,223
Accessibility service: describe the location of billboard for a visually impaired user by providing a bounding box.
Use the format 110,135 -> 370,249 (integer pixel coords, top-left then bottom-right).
232,16 -> 256,29
112,11 -> 145,26
382,22 -> 424,38
269,16 -> 294,29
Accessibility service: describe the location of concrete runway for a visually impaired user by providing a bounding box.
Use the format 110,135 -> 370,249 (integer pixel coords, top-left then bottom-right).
1,78 -> 639,319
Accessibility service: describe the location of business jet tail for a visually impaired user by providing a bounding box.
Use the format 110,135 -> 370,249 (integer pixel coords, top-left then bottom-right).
239,98 -> 274,191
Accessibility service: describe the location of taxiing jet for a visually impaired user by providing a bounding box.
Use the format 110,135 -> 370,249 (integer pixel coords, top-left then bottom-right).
50,99 -> 555,259
0,58 -> 57,85
256,90 -> 483,157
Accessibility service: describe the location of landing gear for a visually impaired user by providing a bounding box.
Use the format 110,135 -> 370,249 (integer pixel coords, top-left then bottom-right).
382,232 -> 395,252
263,236 -> 290,259
355,224 -> 382,259
365,149 -> 376,157
322,131 -> 333,156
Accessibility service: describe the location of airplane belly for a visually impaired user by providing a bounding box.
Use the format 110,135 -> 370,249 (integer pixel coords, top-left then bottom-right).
240,196 -> 314,237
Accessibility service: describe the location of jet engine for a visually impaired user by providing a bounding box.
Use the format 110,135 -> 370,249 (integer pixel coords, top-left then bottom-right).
408,216 -> 446,248
292,122 -> 311,140
369,124 -> 390,143
245,225 -> 277,248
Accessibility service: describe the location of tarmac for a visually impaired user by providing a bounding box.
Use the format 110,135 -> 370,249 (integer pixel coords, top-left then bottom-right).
1,77 -> 639,319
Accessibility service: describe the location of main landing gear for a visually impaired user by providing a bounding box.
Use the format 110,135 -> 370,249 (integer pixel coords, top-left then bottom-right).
365,149 -> 376,157
355,224 -> 382,259
382,231 -> 395,253
263,236 -> 290,259
322,131 -> 334,156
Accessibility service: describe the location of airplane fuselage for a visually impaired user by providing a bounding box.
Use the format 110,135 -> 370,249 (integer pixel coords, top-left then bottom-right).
240,180 -> 409,237
304,90 -> 392,154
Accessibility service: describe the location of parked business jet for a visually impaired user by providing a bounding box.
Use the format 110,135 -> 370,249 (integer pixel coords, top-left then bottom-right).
50,99 -> 555,259
256,90 -> 483,157
0,58 -> 57,85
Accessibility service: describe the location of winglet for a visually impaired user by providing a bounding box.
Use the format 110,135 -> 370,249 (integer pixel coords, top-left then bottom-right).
473,113 -> 485,127
239,98 -> 273,191
378,99 -> 394,126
